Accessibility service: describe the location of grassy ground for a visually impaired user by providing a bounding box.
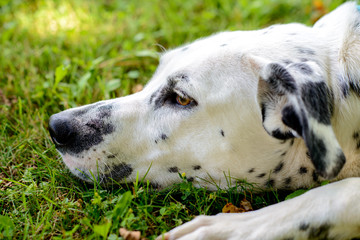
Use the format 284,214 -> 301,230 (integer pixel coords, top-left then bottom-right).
0,0 -> 346,239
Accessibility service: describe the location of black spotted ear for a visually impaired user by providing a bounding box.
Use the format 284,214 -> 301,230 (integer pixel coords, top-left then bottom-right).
248,55 -> 345,179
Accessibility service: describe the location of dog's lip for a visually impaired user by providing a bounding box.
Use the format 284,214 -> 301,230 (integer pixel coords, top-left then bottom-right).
61,153 -> 84,169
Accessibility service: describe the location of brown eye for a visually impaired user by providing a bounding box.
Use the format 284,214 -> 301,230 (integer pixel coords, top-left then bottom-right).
176,95 -> 192,106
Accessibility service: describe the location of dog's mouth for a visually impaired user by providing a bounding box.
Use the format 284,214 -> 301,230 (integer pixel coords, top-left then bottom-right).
61,153 -> 134,184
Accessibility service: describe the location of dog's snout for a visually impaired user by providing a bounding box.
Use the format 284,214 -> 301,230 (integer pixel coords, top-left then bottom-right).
49,115 -> 76,146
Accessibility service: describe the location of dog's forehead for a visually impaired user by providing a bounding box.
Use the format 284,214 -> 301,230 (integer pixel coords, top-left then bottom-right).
146,32 -> 249,89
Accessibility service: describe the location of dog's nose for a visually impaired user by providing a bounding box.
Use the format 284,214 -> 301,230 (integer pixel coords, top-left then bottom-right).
49,114 -> 76,146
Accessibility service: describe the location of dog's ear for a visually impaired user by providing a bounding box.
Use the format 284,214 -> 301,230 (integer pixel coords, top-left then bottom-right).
246,55 -> 345,179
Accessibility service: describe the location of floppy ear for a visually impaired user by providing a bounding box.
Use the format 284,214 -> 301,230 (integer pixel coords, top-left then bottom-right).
247,55 -> 345,179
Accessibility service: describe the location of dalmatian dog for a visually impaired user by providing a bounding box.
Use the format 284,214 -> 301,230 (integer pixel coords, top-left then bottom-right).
49,2 -> 360,239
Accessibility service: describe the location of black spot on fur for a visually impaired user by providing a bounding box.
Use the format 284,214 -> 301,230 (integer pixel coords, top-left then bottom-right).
266,179 -> 275,188
220,130 -> 225,137
350,81 -> 360,97
301,82 -> 332,125
291,63 -> 313,75
168,167 -> 179,173
308,224 -> 331,239
353,132 -> 359,139
340,81 -> 350,98
283,60 -> 293,65
274,162 -> 284,173
257,173 -> 266,178
149,89 -> 159,104
268,63 -> 297,94
282,106 -> 303,135
281,151 -> 287,156
312,170 -> 319,182
107,154 -> 117,159
193,165 -> 201,170
306,131 -> 327,173
290,139 -> 294,146
357,141 -> 360,150
104,163 -> 133,181
297,47 -> 316,56
187,177 -> 194,182
271,129 -> 294,140
150,182 -> 161,189
261,103 -> 266,122
97,104 -> 112,119
248,168 -> 255,173
299,222 -> 310,231
161,134 -> 168,140
306,130 -> 346,178
155,140 -> 158,144
284,177 -> 292,185
299,167 -> 308,174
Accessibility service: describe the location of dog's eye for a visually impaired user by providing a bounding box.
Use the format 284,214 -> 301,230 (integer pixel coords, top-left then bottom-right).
176,95 -> 192,106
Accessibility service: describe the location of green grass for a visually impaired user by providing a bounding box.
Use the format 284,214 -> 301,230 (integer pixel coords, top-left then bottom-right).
0,0 -> 346,239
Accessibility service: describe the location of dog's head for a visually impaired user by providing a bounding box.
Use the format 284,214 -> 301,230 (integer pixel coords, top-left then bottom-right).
50,3 -> 358,188
49,36 -> 269,188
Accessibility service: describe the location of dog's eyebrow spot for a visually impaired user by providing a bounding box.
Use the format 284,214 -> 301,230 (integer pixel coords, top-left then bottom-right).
149,89 -> 160,104
257,173 -> 266,178
299,167 -> 308,174
168,73 -> 189,84
248,168 -> 255,173
193,165 -> 201,170
168,166 -> 179,173
220,130 -> 225,137
274,162 -> 284,173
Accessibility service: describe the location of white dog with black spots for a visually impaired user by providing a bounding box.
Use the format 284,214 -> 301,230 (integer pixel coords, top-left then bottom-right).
49,2 -> 360,239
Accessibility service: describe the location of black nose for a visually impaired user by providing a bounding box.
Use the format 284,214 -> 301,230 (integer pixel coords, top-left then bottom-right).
49,115 -> 76,146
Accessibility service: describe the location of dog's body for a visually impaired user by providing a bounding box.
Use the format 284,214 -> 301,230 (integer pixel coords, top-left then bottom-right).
49,2 -> 360,239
